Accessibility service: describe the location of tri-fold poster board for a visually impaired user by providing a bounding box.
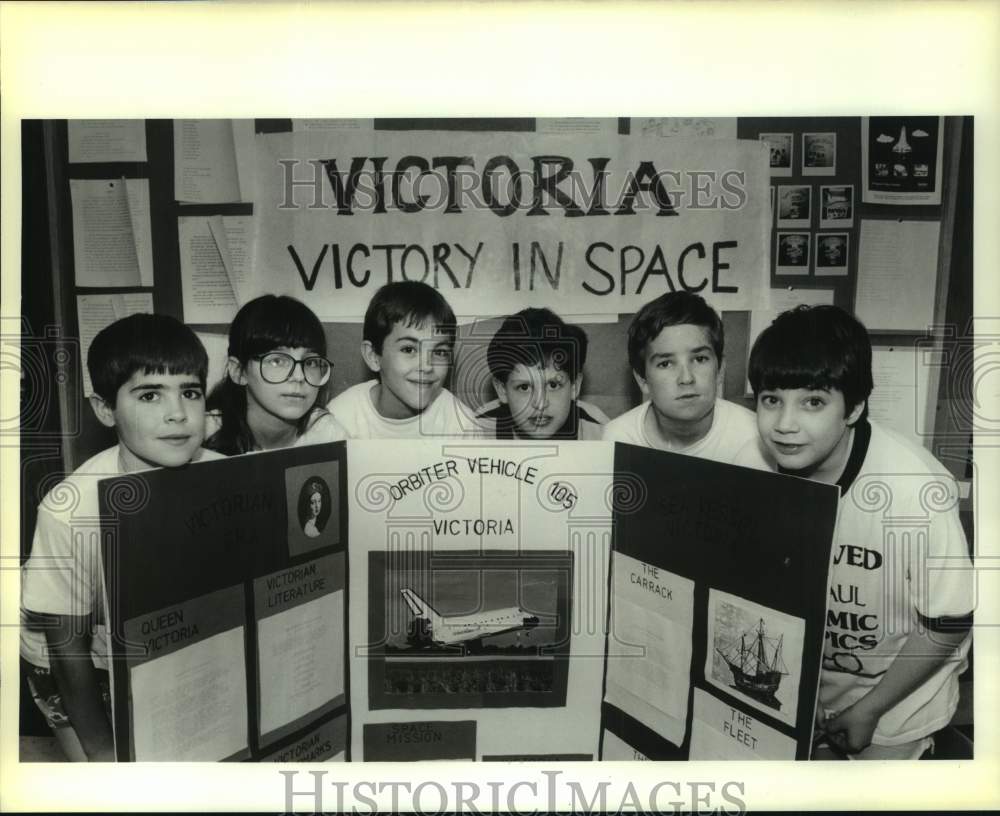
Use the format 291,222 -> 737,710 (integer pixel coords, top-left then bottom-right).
99,440 -> 837,762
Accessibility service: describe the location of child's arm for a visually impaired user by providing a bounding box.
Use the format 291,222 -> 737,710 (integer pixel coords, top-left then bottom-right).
824,626 -> 968,753
46,614 -> 115,761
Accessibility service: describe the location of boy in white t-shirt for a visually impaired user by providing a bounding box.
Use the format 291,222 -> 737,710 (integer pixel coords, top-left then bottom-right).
602,291 -> 766,466
20,314 -> 223,761
748,305 -> 973,759
327,281 -> 487,439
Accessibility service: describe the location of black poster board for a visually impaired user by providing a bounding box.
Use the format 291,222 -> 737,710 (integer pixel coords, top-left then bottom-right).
599,444 -> 838,760
100,442 -> 348,762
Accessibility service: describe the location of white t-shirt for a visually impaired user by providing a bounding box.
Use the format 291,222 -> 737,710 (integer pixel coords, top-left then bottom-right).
327,381 -> 491,439
21,445 -> 224,669
601,398 -> 769,468
820,420 -> 973,745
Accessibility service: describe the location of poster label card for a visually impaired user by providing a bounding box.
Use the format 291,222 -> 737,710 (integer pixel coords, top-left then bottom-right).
776,185 -> 811,228
603,552 -> 695,746
123,584 -> 249,762
634,117 -> 737,140
704,588 -> 806,728
775,232 -> 810,276
819,184 -> 854,228
689,688 -> 797,760
284,461 -> 341,556
760,133 -> 792,177
862,116 -> 944,205
363,721 -> 476,761
258,716 -> 347,762
601,728 -> 650,761
802,132 -> 837,176
254,553 -> 346,744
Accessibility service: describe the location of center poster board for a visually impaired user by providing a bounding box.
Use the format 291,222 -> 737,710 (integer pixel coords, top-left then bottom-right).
100,439 -> 836,762
600,444 -> 838,761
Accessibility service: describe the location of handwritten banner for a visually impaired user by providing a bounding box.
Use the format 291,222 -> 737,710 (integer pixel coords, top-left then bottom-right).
250,131 -> 770,318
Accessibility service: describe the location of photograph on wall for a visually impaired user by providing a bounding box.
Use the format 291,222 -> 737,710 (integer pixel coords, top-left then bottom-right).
775,232 -> 810,275
815,233 -> 849,276
776,185 -> 811,228
819,184 -> 854,227
366,549 -> 572,710
704,588 -> 806,728
759,132 -> 792,176
284,461 -> 341,557
802,132 -> 836,176
862,115 -> 944,204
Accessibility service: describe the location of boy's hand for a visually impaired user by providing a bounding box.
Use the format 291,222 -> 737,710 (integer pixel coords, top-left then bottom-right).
825,702 -> 880,754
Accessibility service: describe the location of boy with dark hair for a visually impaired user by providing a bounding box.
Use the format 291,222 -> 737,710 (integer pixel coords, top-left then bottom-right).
749,305 -> 973,759
327,281 -> 486,438
479,308 -> 605,440
602,291 -> 766,466
20,313 -> 223,761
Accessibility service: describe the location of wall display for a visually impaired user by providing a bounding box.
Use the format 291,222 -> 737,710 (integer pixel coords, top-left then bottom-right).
802,133 -> 836,177
819,184 -> 854,228
600,444 -> 838,760
68,120 -> 147,164
856,219 -> 940,330
862,116 -> 944,205
815,233 -> 849,276
70,178 -> 154,287
250,131 -> 770,319
775,185 -> 811,228
775,232 -> 810,275
759,133 -> 792,177
101,443 -> 349,762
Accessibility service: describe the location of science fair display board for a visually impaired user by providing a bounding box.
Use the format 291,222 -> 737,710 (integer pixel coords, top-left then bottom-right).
100,443 -> 348,762
600,444 -> 838,760
100,440 -> 837,762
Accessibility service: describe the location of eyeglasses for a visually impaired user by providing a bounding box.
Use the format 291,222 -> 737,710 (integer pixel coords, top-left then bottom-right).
253,352 -> 332,386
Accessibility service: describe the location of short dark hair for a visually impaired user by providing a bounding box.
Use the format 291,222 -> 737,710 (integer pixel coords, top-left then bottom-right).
363,281 -> 457,354
487,308 -> 588,383
627,292 -> 724,376
748,305 -> 873,416
88,313 -> 207,406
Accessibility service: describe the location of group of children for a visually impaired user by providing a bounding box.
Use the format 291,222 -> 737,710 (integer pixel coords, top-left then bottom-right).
21,279 -> 973,762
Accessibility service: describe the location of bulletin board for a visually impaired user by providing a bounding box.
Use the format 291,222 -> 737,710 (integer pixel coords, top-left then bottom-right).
31,117 -> 970,476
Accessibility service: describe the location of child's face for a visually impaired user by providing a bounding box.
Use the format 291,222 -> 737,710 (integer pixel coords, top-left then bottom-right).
237,346 -> 322,425
495,362 -> 581,439
92,369 -> 206,471
755,386 -> 864,481
635,324 -> 722,426
364,321 -> 452,419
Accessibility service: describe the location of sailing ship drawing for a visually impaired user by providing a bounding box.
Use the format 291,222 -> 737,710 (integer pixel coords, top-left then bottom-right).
715,617 -> 788,710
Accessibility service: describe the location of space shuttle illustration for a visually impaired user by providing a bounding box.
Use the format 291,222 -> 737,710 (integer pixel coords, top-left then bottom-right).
400,588 -> 541,647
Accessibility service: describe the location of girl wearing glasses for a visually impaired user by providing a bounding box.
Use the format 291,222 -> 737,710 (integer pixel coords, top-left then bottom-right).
204,295 -> 348,454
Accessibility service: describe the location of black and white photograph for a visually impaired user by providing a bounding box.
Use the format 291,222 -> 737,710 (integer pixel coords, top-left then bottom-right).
819,184 -> 854,227
284,462 -> 340,556
775,232 -> 811,275
776,185 -> 812,228
366,550 -> 572,710
815,233 -> 849,275
3,4 -> 990,810
704,589 -> 805,728
802,132 -> 837,176
760,132 -> 793,176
